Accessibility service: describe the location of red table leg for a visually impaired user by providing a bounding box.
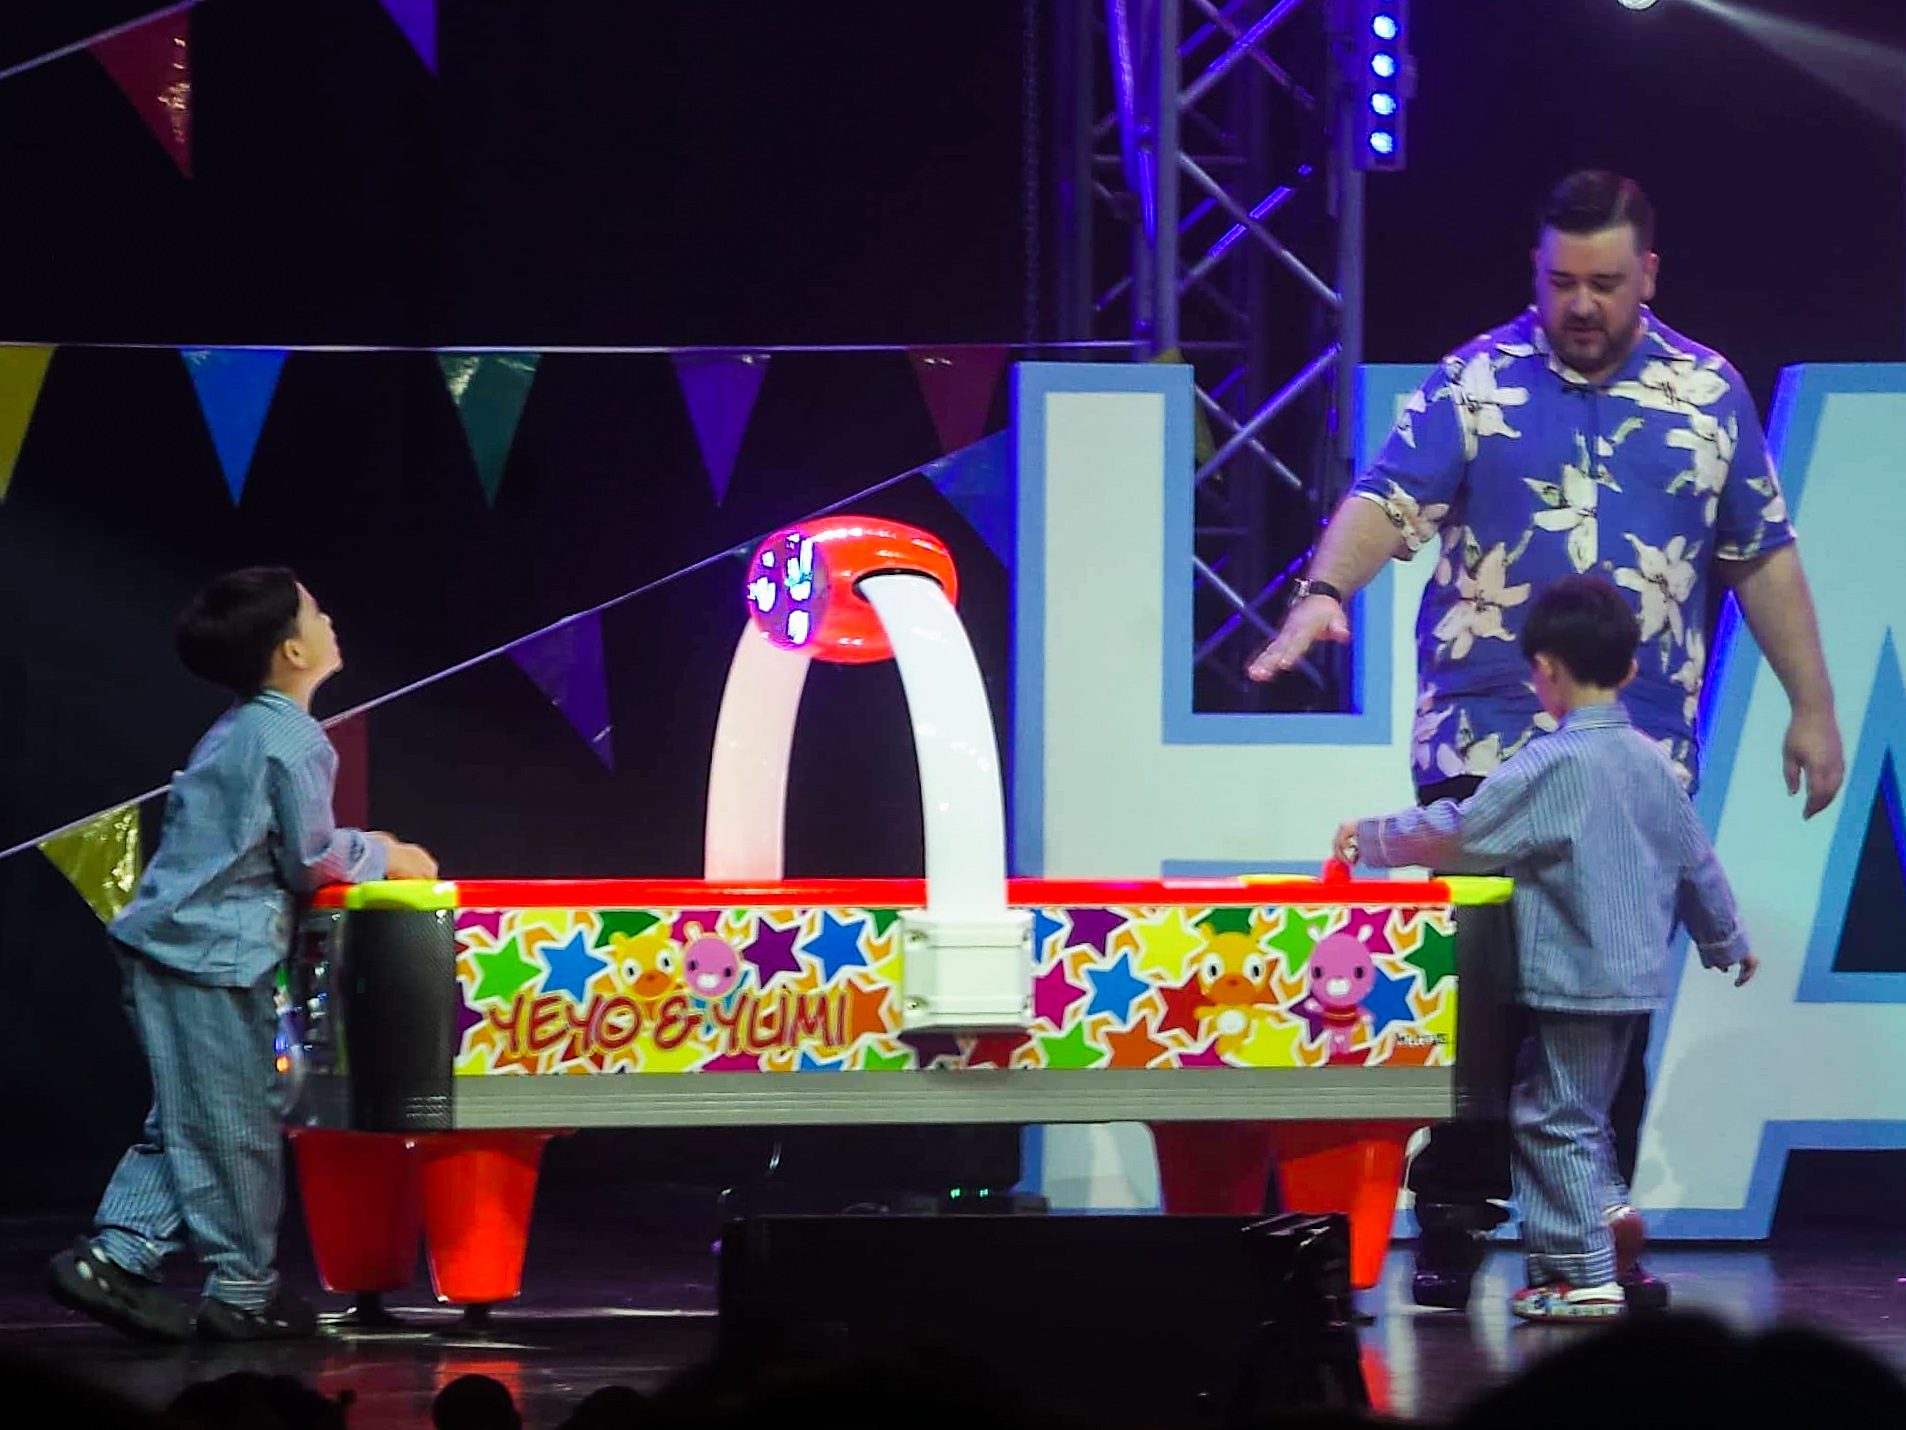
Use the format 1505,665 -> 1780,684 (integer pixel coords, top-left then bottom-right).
290,1129 -> 420,1295
1265,1121 -> 1415,1291
417,1132 -> 554,1306
1149,1121 -> 1281,1213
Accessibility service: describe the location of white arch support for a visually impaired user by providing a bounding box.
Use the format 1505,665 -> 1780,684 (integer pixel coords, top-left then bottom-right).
703,569 -> 1031,1031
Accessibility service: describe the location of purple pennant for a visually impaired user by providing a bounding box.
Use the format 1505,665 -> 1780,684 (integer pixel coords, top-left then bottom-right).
507,611 -> 614,768
672,354 -> 769,504
377,0 -> 438,71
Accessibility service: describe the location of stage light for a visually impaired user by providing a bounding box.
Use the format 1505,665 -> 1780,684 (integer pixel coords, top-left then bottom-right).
1354,1 -> 1411,172
1618,0 -> 1661,10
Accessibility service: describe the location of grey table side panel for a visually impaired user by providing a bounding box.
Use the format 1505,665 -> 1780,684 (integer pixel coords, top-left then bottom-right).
435,1067 -> 1451,1129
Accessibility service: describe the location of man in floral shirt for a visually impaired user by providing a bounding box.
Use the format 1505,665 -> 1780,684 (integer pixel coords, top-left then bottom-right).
1247,172 -> 1843,1310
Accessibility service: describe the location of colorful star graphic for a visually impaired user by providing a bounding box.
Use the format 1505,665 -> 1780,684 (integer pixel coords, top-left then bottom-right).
861,1046 -> 912,1071
1037,1022 -> 1107,1070
842,978 -> 892,1041
594,910 -> 662,946
452,998 -> 484,1053
1034,958 -> 1088,1027
1197,906 -> 1255,937
798,1050 -> 844,1072
743,918 -> 804,987
637,1036 -> 708,1074
868,909 -> 902,937
1234,1015 -> 1306,1069
1103,1017 -> 1171,1069
900,1032 -> 962,1068
1155,977 -> 1208,1039
1130,908 -> 1206,982
457,910 -> 505,941
539,931 -> 609,1003
1084,952 -> 1149,1022
1341,907 -> 1395,956
803,912 -> 870,981
671,909 -> 723,942
1403,928 -> 1457,992
1178,1041 -> 1231,1069
472,938 -> 541,1002
967,1032 -> 1033,1068
1063,907 -> 1128,955
1361,964 -> 1418,1038
702,1051 -> 765,1073
1033,909 -> 1065,960
1266,908 -> 1332,974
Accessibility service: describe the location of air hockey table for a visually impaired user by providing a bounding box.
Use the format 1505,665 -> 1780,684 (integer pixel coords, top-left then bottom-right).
284,516 -> 1500,1313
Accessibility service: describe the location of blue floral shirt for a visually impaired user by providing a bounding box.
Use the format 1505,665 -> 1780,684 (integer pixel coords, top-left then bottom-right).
1351,307 -> 1795,791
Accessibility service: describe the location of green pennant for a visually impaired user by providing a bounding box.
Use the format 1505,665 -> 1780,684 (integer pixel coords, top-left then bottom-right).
439,352 -> 540,505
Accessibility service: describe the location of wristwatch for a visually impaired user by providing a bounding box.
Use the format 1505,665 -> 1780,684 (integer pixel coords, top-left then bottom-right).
1291,577 -> 1345,605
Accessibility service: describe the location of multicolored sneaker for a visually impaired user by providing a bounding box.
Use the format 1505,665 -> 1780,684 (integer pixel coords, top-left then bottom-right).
1511,1280 -> 1626,1323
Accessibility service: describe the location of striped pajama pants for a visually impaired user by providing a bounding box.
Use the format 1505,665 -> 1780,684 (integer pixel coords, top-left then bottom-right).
1511,1009 -> 1647,1289
92,948 -> 286,1310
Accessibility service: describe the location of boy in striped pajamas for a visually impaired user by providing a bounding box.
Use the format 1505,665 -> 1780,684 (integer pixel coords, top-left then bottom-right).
47,568 -> 437,1342
1335,575 -> 1756,1322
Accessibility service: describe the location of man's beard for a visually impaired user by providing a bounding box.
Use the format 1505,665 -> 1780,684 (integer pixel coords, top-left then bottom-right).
1549,313 -> 1642,376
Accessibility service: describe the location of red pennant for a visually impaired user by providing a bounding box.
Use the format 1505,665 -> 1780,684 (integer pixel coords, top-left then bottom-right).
909,347 -> 1008,453
90,10 -> 192,177
328,712 -> 370,832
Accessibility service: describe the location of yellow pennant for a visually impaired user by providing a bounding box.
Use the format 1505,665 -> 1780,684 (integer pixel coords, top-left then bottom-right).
39,804 -> 144,924
0,345 -> 54,502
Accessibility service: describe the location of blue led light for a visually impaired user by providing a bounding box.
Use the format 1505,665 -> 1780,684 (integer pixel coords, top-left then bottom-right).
1371,93 -> 1398,117
1372,15 -> 1399,40
1369,132 -> 1396,156
1371,53 -> 1397,79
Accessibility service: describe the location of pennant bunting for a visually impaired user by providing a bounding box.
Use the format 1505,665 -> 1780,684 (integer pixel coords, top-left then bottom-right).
438,353 -> 540,505
0,346 -> 54,503
1154,347 -> 1217,464
671,353 -> 768,505
327,711 -> 371,832
508,612 -> 614,768
924,430 -> 1014,567
40,805 -> 144,925
90,10 -> 192,177
376,0 -> 438,73
909,346 -> 1008,454
181,348 -> 287,502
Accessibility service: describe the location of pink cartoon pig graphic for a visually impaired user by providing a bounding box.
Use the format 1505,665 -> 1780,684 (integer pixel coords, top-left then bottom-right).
681,923 -> 744,1000
1300,929 -> 1375,1061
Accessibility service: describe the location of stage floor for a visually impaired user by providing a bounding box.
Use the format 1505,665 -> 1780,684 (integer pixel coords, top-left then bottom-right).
4,1214 -> 1904,1426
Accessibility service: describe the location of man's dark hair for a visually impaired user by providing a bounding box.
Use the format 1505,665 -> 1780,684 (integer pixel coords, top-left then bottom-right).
1519,575 -> 1640,687
1540,170 -> 1656,253
175,566 -> 301,696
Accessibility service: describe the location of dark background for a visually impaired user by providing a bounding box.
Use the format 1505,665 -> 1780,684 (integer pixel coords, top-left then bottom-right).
1,0 -> 1902,1228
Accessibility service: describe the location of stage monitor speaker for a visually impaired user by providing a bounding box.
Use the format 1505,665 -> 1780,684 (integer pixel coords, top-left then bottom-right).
717,1211 -> 1367,1429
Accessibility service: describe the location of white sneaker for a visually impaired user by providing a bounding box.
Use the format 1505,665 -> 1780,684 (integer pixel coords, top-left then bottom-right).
1511,1280 -> 1626,1323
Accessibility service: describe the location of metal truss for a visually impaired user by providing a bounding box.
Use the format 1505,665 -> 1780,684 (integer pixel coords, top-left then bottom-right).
1052,0 -> 1366,711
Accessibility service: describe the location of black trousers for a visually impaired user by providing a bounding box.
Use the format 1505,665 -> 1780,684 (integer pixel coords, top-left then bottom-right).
1404,776 -> 1650,1214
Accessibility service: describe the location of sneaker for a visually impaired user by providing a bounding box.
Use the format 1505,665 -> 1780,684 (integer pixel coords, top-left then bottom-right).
1511,1280 -> 1626,1323
1607,1205 -> 1672,1312
1410,1204 -> 1504,1311
46,1239 -> 193,1343
197,1288 -> 318,1341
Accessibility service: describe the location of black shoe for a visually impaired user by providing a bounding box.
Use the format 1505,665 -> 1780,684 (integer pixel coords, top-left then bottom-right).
1621,1263 -> 1672,1313
197,1289 -> 319,1341
47,1239 -> 193,1343
1411,1210 -> 1498,1311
